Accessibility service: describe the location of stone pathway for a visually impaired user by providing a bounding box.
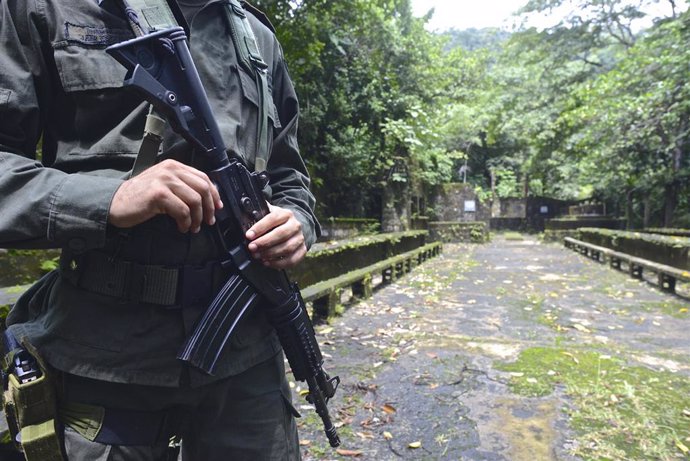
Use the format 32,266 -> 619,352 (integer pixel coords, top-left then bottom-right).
296,234 -> 690,460
2,234 -> 688,460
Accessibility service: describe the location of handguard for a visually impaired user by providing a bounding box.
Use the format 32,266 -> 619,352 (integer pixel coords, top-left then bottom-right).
106,27 -> 341,448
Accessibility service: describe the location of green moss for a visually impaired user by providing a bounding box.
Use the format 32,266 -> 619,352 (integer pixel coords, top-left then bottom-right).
503,232 -> 524,241
638,300 -> 689,318
428,222 -> 489,243
644,228 -> 690,238
0,304 -> 10,329
497,347 -> 690,460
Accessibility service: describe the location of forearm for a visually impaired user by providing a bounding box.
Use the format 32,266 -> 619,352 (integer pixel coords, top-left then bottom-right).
0,153 -> 123,250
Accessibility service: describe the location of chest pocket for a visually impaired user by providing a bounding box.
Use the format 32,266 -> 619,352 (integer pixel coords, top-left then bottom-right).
51,27 -> 147,158
53,45 -> 127,92
53,22 -> 133,91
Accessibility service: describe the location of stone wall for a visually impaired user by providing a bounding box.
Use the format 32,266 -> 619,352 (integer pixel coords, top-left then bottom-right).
497,197 -> 526,218
318,218 -> 380,241
428,222 -> 489,243
431,184 -> 490,224
289,231 -> 428,287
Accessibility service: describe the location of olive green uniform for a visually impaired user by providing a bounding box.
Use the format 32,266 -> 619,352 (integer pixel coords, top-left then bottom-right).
0,0 -> 317,458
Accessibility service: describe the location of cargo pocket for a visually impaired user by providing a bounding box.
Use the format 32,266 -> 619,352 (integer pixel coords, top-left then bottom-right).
63,426 -> 112,460
6,270 -> 59,325
44,278 -> 128,353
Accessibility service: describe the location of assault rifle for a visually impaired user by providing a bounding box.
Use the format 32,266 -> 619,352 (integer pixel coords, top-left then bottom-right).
106,27 -> 340,447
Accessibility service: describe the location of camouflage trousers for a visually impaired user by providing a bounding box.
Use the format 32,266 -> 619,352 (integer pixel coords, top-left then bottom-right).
60,352 -> 301,461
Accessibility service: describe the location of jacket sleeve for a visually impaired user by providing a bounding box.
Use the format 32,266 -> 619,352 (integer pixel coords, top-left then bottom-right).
0,0 -> 123,250
265,45 -> 321,249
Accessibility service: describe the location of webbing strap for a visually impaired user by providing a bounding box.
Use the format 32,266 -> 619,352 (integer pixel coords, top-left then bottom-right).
115,0 -> 177,178
20,420 -> 63,461
130,107 -> 167,178
124,0 -> 179,33
59,251 -> 224,308
225,0 -> 271,172
2,335 -> 64,461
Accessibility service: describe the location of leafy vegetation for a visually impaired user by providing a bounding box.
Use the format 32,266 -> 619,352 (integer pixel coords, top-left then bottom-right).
249,0 -> 688,228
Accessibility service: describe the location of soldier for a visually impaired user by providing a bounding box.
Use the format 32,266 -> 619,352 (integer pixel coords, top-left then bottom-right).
0,0 -> 318,459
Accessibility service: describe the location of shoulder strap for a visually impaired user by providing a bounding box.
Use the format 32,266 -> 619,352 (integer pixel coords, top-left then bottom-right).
224,0 -> 272,172
115,0 -> 184,177
123,0 -> 187,34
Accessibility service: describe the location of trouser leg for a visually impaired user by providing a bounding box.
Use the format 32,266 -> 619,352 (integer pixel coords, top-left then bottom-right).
59,351 -> 300,461
63,427 -> 171,461
181,351 -> 301,461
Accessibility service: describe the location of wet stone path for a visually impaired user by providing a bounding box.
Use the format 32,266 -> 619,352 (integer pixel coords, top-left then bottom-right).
296,234 -> 690,461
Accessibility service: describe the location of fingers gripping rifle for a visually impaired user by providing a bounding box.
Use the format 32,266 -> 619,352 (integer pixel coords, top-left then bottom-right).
106,28 -> 341,447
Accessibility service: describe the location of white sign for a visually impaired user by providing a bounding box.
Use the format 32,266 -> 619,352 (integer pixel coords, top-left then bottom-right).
540,206 -> 549,214
464,200 -> 476,212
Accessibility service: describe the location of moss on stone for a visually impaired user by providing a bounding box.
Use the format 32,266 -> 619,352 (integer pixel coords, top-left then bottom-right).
497,347 -> 690,460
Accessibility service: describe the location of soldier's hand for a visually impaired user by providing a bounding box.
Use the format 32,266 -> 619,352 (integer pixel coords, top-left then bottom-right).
109,159 -> 223,233
245,204 -> 307,269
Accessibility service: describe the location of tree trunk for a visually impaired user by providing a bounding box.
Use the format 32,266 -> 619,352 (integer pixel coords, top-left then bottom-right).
663,181 -> 678,227
625,189 -> 634,230
643,194 -> 652,229
664,144 -> 684,227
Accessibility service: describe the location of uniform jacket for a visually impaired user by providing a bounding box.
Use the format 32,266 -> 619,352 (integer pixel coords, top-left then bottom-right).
0,0 -> 319,387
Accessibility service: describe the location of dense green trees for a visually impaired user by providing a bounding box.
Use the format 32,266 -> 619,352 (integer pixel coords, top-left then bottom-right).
252,0 -> 689,227
253,0 -> 471,218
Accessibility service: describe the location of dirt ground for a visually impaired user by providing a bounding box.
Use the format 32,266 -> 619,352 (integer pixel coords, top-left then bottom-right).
296,234 -> 690,461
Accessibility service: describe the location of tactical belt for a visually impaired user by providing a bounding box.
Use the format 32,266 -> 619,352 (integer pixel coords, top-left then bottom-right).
59,251 -> 228,308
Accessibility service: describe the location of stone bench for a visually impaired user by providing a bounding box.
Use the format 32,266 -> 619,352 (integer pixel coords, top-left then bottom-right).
564,237 -> 690,294
302,242 -> 442,317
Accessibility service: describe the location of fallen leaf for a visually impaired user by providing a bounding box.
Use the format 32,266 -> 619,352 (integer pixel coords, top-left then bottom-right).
572,324 -> 591,333
382,404 -> 397,414
676,440 -> 689,454
408,441 -> 422,449
562,352 -> 580,364
299,440 -> 311,446
336,449 -> 363,457
383,431 -> 393,440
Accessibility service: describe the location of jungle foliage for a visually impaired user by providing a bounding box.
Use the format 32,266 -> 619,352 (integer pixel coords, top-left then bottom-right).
251,0 -> 689,227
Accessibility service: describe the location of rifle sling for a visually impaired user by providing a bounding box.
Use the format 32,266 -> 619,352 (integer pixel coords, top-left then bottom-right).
224,0 -> 272,172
